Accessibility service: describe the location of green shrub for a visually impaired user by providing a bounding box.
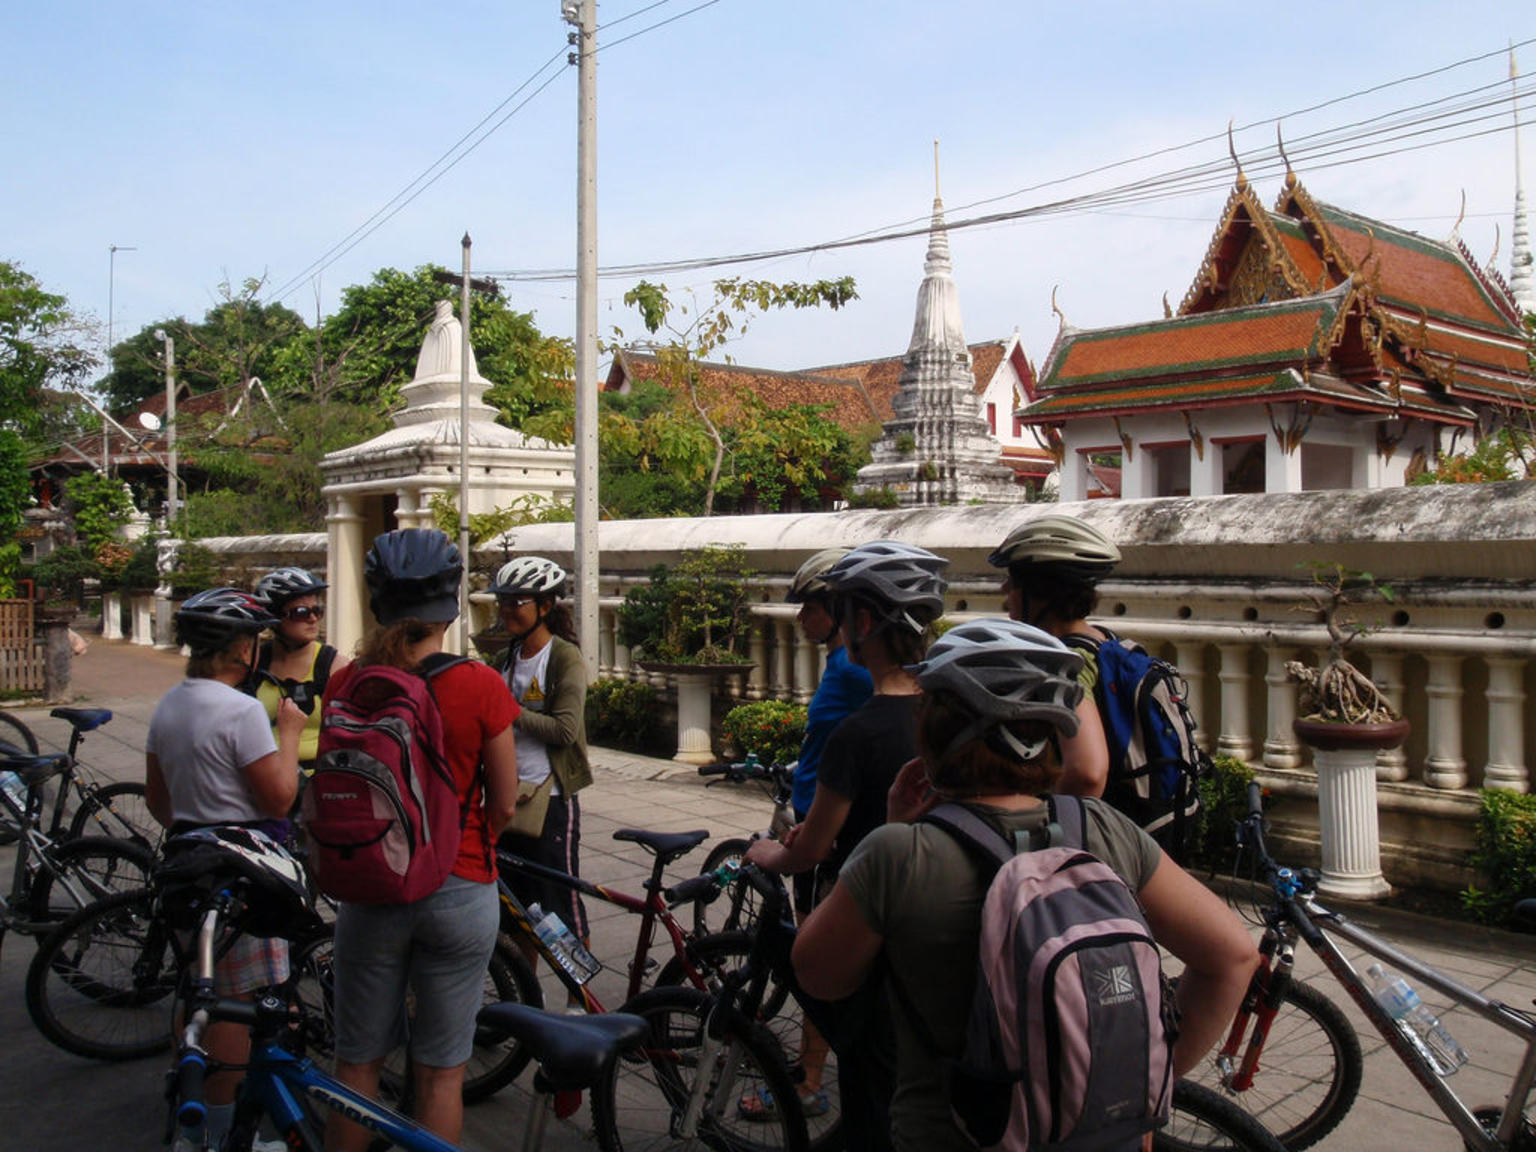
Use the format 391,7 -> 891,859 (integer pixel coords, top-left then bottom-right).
166,542 -> 222,597
1461,789 -> 1536,929
1189,754 -> 1256,871
585,678 -> 668,756
847,487 -> 899,510
616,546 -> 753,664
26,545 -> 99,603
119,536 -> 163,591
721,700 -> 808,767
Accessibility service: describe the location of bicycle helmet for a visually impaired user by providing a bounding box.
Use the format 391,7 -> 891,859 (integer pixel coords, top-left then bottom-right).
785,547 -> 851,604
820,541 -> 949,632
488,555 -> 567,598
909,618 -> 1083,761
364,528 -> 463,625
175,588 -> 279,654
253,566 -> 328,611
153,825 -> 319,939
986,514 -> 1121,583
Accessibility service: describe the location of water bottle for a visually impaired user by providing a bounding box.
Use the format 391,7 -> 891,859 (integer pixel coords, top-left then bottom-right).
0,769 -> 25,814
528,903 -> 601,984
1367,963 -> 1468,1075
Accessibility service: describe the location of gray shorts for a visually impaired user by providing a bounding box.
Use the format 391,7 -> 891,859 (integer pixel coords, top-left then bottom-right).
331,875 -> 499,1068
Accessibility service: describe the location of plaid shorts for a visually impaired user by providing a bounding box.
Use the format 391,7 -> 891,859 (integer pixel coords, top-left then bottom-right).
215,932 -> 290,995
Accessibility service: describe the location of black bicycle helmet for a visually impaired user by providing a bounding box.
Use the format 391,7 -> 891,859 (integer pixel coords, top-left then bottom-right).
488,555 -> 567,598
820,540 -> 949,632
909,618 -> 1084,761
253,566 -> 328,611
786,547 -> 850,604
153,825 -> 319,939
987,514 -> 1121,583
364,528 -> 462,625
175,588 -> 278,655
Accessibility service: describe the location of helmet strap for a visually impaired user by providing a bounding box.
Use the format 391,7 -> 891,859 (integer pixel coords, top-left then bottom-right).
942,716 -> 1048,764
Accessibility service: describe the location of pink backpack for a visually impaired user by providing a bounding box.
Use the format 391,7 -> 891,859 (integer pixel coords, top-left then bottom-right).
896,796 -> 1174,1151
304,655 -> 468,904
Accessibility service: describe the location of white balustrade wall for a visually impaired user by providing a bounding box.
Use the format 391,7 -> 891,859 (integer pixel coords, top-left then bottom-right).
198,482 -> 1536,894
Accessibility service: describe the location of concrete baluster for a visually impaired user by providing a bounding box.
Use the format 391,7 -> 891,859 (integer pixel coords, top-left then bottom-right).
327,493 -> 368,661
597,606 -> 616,679
1369,652 -> 1407,782
746,619 -> 768,701
1423,654 -> 1468,790
1483,656 -> 1529,792
1215,643 -> 1255,761
1262,645 -> 1301,770
1174,641 -> 1211,752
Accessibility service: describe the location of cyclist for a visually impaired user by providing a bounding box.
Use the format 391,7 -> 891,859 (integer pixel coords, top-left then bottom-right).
486,555 -> 594,982
746,539 -> 948,1147
244,566 -> 346,773
986,513 -> 1116,796
144,587 -> 307,1151
792,618 -> 1257,1152
323,529 -> 520,1152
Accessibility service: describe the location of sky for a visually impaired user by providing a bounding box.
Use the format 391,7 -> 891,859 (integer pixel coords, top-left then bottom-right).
6,1 -> 1536,387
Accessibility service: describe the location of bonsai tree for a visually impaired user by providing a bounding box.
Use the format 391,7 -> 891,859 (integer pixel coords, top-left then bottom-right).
1285,563 -> 1400,725
618,544 -> 753,665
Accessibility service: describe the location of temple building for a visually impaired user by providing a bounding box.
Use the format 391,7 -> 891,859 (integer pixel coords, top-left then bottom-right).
1019,170 -> 1536,501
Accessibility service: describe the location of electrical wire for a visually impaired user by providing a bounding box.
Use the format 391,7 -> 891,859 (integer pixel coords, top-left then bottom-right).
595,0 -> 721,53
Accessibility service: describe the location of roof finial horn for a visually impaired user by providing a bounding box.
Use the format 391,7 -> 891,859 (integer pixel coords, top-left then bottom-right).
1451,189 -> 1466,241
1490,222 -> 1501,267
1276,122 -> 1295,186
1050,285 -> 1068,331
1228,120 -> 1247,188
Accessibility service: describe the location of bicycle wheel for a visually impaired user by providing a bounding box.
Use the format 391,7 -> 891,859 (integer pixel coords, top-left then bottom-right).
656,933 -> 836,1150
25,888 -> 178,1061
600,984 -> 809,1152
28,835 -> 157,923
0,709 -> 40,846
1184,978 -> 1362,1150
67,780 -> 163,854
1158,1079 -> 1289,1152
693,839 -> 757,936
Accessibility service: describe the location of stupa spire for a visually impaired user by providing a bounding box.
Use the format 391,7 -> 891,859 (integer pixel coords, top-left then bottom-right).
1511,46 -> 1536,315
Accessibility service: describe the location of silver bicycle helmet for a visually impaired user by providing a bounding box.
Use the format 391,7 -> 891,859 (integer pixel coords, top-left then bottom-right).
175,588 -> 279,654
786,547 -> 851,604
488,556 -> 568,598
820,541 -> 949,632
365,528 -> 462,624
154,825 -> 317,939
253,567 -> 328,611
987,514 -> 1121,583
910,618 -> 1083,760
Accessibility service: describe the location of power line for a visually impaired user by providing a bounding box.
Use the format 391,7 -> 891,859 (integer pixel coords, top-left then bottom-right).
596,0 -> 722,53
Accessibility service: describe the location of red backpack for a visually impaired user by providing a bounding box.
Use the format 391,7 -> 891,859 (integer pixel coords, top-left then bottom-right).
304,654 -> 468,904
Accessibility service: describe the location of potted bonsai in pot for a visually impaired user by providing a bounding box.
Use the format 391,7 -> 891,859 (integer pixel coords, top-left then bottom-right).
1285,563 -> 1406,899
619,544 -> 755,763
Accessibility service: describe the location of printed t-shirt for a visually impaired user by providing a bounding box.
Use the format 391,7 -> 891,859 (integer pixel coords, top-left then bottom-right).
146,678 -> 279,825
506,641 -> 555,790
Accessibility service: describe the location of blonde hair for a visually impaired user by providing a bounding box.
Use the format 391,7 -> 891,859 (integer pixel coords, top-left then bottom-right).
356,619 -> 439,671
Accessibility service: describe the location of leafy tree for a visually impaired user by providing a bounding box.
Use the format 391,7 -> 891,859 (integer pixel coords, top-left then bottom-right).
1410,427 -> 1533,485
615,276 -> 858,515
715,395 -> 861,513
64,472 -> 135,552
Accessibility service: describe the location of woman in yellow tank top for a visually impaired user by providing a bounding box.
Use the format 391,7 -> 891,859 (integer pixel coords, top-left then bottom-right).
247,567 -> 346,768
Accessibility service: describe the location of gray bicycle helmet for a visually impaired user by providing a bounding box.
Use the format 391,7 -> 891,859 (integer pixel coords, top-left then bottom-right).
253,566 -> 328,611
786,547 -> 851,604
820,540 -> 949,632
175,588 -> 278,654
987,513 -> 1121,583
364,528 -> 463,625
909,618 -> 1083,761
488,556 -> 567,598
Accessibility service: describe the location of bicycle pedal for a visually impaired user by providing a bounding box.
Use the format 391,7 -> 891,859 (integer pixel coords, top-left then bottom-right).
553,1089 -> 583,1120
629,957 -> 658,976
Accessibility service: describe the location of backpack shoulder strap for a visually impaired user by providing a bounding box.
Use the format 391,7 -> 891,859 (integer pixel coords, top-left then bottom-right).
312,644 -> 338,696
922,802 -> 1017,873
1045,794 -> 1089,851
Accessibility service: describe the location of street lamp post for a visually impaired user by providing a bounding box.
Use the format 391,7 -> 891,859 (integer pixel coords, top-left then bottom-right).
153,329 -> 178,528
106,244 -> 136,471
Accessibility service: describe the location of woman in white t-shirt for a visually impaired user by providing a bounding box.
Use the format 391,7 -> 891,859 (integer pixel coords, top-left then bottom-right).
487,556 -> 593,974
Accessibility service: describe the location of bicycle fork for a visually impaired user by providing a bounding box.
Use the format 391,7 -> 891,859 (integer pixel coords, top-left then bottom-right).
675,1007 -> 743,1139
1218,932 -> 1296,1092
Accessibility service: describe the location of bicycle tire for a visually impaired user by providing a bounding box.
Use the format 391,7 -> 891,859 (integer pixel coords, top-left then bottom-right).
67,780 -> 163,854
692,838 -> 757,936
656,932 -> 838,1152
27,835 -> 157,923
599,984 -> 810,1152
1184,977 -> 1363,1150
0,709 -> 40,846
1158,1079 -> 1289,1152
25,888 -> 178,1061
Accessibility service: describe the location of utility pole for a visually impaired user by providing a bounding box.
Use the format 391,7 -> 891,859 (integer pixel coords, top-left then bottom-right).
106,244 -> 136,472
154,329 -> 178,529
564,0 -> 600,669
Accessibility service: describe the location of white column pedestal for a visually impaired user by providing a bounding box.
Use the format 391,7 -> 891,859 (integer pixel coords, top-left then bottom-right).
1313,744 -> 1392,900
672,672 -> 717,765
101,591 -> 123,641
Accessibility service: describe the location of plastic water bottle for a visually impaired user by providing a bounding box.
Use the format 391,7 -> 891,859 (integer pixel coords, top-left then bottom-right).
528,903 -> 601,984
0,769 -> 25,814
1367,963 -> 1468,1075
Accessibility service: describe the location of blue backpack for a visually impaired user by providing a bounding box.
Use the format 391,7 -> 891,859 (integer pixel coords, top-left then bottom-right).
1065,629 -> 1209,862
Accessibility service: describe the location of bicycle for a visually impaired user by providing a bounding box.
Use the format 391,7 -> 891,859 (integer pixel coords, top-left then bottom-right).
1190,782 -> 1535,1151
0,747 -> 156,961
0,706 -> 160,852
167,887 -> 652,1152
690,756 -> 797,936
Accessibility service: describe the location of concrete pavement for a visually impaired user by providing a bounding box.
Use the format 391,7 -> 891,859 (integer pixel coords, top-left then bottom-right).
0,638 -> 1532,1150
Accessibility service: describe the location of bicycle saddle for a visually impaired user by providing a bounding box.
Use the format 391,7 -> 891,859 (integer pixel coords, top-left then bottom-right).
0,752 -> 70,786
613,827 -> 709,864
476,1003 -> 647,1090
49,706 -> 112,731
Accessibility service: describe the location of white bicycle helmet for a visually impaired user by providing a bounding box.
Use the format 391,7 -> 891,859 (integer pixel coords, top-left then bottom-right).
786,547 -> 851,604
175,589 -> 278,654
154,825 -> 317,939
987,514 -> 1121,583
820,541 -> 949,632
253,567 -> 328,611
488,556 -> 568,598
909,618 -> 1083,761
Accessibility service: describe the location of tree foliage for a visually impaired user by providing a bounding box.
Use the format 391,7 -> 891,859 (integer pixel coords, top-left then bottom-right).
64,472 -> 135,552
1,261 -> 98,433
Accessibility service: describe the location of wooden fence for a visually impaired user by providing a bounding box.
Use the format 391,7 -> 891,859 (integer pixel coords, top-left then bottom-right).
0,599 -> 44,695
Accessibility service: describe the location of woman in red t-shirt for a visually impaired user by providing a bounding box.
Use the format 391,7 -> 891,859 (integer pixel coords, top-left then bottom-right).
324,529 -> 519,1152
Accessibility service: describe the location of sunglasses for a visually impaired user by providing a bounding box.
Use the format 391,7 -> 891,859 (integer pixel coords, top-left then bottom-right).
497,595 -> 537,609
283,605 -> 325,622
